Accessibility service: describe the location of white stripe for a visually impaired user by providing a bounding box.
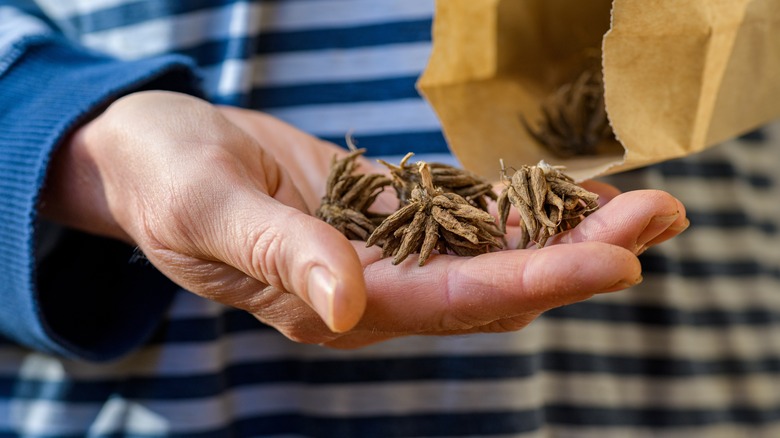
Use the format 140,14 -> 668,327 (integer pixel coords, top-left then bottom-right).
265,99 -> 441,137
671,228 -> 780,261
255,0 -> 433,32
0,7 -> 51,61
199,43 -> 432,96
595,275 -> 780,311
0,326 -> 544,378
200,59 -> 255,97
40,0 -> 432,31
540,373 -> 780,409
6,398 -> 172,435
89,398 -> 170,435
607,162 -> 780,214
165,288 -> 225,318
34,0 -> 132,19
552,425 -> 780,438
77,1 -> 432,59
542,317 -> 780,360
1,381 -> 540,433
7,399 -> 91,435
6,374 -> 780,433
251,43 -> 431,86
4,313 -> 780,380
223,380 -> 546,416
79,2 -> 259,59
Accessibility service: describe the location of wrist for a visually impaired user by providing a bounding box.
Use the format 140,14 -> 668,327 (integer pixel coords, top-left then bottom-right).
39,111 -> 133,244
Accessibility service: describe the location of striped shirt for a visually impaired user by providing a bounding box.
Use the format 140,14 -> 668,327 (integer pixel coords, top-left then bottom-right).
1,0 -> 780,436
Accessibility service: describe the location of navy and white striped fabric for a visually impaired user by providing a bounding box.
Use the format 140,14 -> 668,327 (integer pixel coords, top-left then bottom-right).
35,0 -> 449,157
2,0 -> 780,436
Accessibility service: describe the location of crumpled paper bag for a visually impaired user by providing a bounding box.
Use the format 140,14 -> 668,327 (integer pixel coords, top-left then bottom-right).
417,0 -> 780,181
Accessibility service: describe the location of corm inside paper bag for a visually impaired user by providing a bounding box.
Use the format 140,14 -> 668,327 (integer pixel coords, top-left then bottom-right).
417,0 -> 780,181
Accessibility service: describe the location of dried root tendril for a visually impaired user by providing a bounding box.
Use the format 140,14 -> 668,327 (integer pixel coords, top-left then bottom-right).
377,152 -> 497,212
315,148 -> 391,240
316,141 -> 599,266
367,162 -> 503,266
497,160 -> 599,248
521,67 -> 615,158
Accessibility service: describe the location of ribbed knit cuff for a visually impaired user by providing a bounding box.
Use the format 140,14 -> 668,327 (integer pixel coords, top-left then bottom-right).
0,35 -> 203,361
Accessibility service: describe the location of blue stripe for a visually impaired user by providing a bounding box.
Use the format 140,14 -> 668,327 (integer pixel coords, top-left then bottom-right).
61,0 -> 239,33
0,356 -> 527,402
66,1 -> 429,43
653,160 -> 772,187
641,254 -> 780,278
100,406 -> 780,436
545,301 -> 780,327
738,128 -> 768,143
686,210 -> 777,233
153,298 -> 780,347
0,412 -> 541,438
249,76 -> 421,108
4,353 -> 780,402
175,37 -> 256,67
92,408 -> 780,436
148,308 -> 272,344
2,406 -> 780,437
254,19 -> 432,54
73,11 -> 429,56
233,407 -> 780,434
542,351 -> 780,376
75,21 -> 430,80
324,131 -> 449,156
545,404 -> 780,427
231,411 -> 542,437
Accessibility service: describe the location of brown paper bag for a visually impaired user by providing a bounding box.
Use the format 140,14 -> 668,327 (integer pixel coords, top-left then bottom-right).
417,0 -> 780,181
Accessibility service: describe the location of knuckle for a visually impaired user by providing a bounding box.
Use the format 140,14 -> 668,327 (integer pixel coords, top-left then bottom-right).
249,222 -> 290,289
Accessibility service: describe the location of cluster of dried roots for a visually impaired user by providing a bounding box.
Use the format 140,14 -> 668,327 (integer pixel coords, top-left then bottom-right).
315,148 -> 391,240
366,162 -> 503,266
521,67 -> 614,158
498,160 -> 599,248
317,147 -> 599,266
378,152 -> 497,212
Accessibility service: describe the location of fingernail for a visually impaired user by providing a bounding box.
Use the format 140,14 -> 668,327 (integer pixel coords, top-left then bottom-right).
670,218 -> 691,233
605,275 -> 643,292
635,213 -> 679,252
308,266 -> 336,331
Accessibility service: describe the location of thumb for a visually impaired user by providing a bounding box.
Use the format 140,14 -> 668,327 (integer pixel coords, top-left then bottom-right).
213,185 -> 368,333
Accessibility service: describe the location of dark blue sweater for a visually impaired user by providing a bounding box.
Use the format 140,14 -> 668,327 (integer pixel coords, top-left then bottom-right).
0,33 -> 202,360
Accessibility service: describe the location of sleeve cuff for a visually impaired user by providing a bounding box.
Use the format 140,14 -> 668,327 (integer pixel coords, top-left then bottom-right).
0,35 -> 203,361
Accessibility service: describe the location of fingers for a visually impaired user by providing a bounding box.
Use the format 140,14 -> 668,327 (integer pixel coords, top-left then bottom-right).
324,242 -> 641,349
326,188 -> 684,347
91,95 -> 369,334
210,187 -> 368,333
550,189 -> 688,253
324,189 -> 686,347
339,241 -> 640,335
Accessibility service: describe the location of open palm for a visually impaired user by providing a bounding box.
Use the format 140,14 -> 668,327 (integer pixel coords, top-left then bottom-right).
220,105 -> 688,348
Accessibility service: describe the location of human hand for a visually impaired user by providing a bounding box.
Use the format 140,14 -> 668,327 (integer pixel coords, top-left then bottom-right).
219,106 -> 689,348
41,91 -> 368,333
41,91 -> 687,348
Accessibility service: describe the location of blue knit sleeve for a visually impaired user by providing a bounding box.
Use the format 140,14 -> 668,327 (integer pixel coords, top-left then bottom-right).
0,30 -> 205,360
